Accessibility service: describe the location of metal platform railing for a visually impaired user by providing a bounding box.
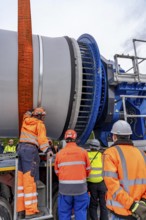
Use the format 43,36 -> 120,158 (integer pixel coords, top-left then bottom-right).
113,39 -> 146,83
21,154 -> 53,220
0,153 -> 18,220
36,153 -> 53,220
120,94 -> 146,121
0,153 -> 53,220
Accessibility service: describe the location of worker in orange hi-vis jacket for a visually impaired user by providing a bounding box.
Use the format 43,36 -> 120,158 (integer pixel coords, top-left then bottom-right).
103,120 -> 146,220
55,129 -> 91,220
17,107 -> 53,219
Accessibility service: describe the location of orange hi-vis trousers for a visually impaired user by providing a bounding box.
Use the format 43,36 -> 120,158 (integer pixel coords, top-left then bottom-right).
17,143 -> 40,215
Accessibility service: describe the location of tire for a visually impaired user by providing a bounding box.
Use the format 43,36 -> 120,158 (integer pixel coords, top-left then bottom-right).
0,196 -> 12,220
0,183 -> 11,201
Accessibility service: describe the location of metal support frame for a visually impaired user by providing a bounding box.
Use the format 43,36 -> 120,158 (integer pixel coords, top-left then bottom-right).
133,39 -> 146,81
0,153 -> 53,220
120,95 -> 146,121
14,156 -> 18,220
31,153 -> 53,220
37,35 -> 44,107
113,38 -> 146,83
0,153 -> 18,220
46,155 -> 53,216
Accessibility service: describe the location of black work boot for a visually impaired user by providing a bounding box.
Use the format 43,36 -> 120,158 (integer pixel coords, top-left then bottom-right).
17,211 -> 25,219
25,211 -> 44,219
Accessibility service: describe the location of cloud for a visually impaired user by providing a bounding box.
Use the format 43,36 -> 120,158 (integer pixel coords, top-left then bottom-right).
121,0 -> 146,53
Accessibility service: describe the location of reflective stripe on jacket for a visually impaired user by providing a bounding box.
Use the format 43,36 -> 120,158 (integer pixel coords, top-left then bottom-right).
19,114 -> 49,152
55,142 -> 91,195
4,145 -> 16,153
103,144 -> 146,217
87,151 -> 103,183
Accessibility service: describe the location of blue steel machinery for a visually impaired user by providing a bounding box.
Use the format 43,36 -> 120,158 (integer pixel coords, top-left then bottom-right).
0,29 -> 146,147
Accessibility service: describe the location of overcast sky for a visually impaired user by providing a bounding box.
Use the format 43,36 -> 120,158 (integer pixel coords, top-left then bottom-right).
1,0 -> 146,70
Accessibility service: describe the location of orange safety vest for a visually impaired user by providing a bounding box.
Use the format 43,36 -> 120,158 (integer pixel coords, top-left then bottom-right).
19,114 -> 49,152
55,142 -> 91,195
103,144 -> 146,217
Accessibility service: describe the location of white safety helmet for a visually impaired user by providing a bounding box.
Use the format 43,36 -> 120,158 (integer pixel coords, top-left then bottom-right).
111,120 -> 132,135
88,139 -> 100,148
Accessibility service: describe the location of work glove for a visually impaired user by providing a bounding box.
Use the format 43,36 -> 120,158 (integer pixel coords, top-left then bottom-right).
130,202 -> 146,220
140,199 -> 146,206
25,109 -> 34,117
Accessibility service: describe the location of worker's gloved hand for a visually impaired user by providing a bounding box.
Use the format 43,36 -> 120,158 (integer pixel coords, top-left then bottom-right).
25,109 -> 34,116
130,202 -> 146,220
140,199 -> 146,206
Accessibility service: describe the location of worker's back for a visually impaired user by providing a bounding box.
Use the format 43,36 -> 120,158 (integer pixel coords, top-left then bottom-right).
55,142 -> 90,195
20,117 -> 41,137
20,114 -> 49,152
55,129 -> 91,220
87,139 -> 109,220
103,144 -> 146,216
87,150 -> 103,183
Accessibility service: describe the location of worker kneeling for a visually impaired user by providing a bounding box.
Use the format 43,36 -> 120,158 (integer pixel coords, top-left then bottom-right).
103,120 -> 146,220
55,129 -> 91,220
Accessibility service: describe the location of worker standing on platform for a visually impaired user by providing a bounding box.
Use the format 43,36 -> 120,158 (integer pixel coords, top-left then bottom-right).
55,129 -> 91,220
87,139 -> 109,220
17,107 -> 53,219
3,139 -> 16,153
103,120 -> 146,220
